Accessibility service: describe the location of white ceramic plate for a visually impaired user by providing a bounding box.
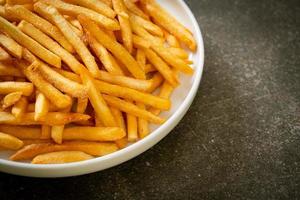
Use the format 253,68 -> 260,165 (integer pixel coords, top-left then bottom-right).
0,0 -> 204,177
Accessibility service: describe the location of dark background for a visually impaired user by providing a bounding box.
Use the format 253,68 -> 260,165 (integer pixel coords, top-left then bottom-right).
0,0 -> 299,199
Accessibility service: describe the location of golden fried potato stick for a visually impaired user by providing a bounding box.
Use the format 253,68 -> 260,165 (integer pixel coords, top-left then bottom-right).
6,0 -> 32,4
112,0 -> 133,53
99,0 -> 112,7
22,62 -> 72,109
64,0 -> 116,19
0,33 -> 22,59
85,30 -> 124,76
95,80 -> 171,110
136,48 -> 146,71
2,91 -> 22,109
0,16 -> 61,68
126,101 -> 137,142
63,126 -> 125,141
143,48 -> 178,86
129,13 -> 163,37
34,92 -> 49,121
103,95 -> 165,124
5,5 -> 74,53
75,97 -> 88,114
110,107 -> 127,148
0,125 -> 41,139
0,46 -> 11,61
144,1 -> 197,51
11,96 -> 28,118
51,125 -> 64,144
0,81 -> 33,96
31,151 -> 94,164
10,141 -> 118,160
22,139 -> 52,146
0,62 -> 24,77
168,47 -> 189,59
78,15 -> 145,79
53,68 -> 81,83
36,62 -> 88,98
166,34 -> 180,48
0,112 -> 91,126
124,0 -> 149,20
37,0 -> 120,31
137,102 -> 149,139
80,69 -> 117,127
27,102 -> 58,112
0,132 -> 23,150
144,63 -> 156,73
35,3 -> 100,77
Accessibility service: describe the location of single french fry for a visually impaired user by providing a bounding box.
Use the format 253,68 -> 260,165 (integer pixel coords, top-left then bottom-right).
80,69 -> 116,127
0,112 -> 91,126
35,3 -> 100,77
63,126 -> 125,141
21,62 -> 72,109
64,0 -> 116,19
34,92 -> 49,120
23,139 -> 52,146
2,91 -> 22,109
0,125 -> 41,139
5,5 -> 74,53
130,20 -> 164,44
111,107 -> 125,131
124,0 -> 149,20
27,102 -> 58,112
145,2 -> 197,51
36,61 -> 88,98
0,132 -> 23,150
32,151 -> 94,164
78,15 -> 145,79
147,72 -> 164,93
85,31 -> 124,76
95,80 -> 170,110
126,101 -> 137,142
112,0 -> 133,53
132,34 -> 150,49
136,48 -> 146,71
75,97 -> 88,114
10,141 -> 118,160
129,13 -> 163,37
0,46 -> 11,61
137,102 -> 149,139
51,125 -> 64,144
0,16 -> 61,68
103,95 -> 165,124
41,125 -> 51,139
0,34 -> 22,59
11,96 -> 28,118
0,81 -> 33,96
0,6 -> 17,21
38,0 -> 120,30
53,68 -> 81,83
149,81 -> 174,115
6,0 -> 32,4
0,62 -> 24,77
144,48 -> 177,86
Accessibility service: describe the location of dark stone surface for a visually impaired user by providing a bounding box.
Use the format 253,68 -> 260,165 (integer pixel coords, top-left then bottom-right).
0,0 -> 299,199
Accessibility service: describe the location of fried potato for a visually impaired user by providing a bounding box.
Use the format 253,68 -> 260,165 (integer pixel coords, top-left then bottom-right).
51,125 -> 64,144
0,62 -> 24,77
11,96 -> 28,118
137,102 -> 149,139
0,46 -> 11,61
0,131 -> 23,150
6,0 -> 32,4
0,125 -> 41,139
2,91 -> 22,109
31,151 -> 94,164
38,0 -> 120,30
0,33 -> 22,58
124,0 -> 149,20
34,92 -> 49,120
41,125 -> 51,139
75,97 -> 88,114
129,13 -> 163,37
10,141 -> 118,160
0,81 -> 33,96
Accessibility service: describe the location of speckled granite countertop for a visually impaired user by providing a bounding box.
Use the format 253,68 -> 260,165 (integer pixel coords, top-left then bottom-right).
0,0 -> 299,199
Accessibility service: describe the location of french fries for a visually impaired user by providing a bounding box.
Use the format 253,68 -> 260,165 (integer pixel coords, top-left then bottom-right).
31,151 -> 94,164
0,131 -> 23,150
0,34 -> 22,59
0,0 -> 197,164
0,16 -> 61,68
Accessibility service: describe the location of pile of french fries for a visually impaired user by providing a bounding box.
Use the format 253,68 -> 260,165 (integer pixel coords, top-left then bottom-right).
0,0 -> 197,164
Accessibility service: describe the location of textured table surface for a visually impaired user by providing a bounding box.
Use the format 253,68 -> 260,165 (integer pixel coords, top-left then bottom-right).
0,0 -> 299,199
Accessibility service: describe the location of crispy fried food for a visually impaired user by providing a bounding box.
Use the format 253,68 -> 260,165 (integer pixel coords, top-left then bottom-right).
31,151 -> 94,164
2,91 -> 22,109
0,33 -> 22,58
0,81 -> 33,96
